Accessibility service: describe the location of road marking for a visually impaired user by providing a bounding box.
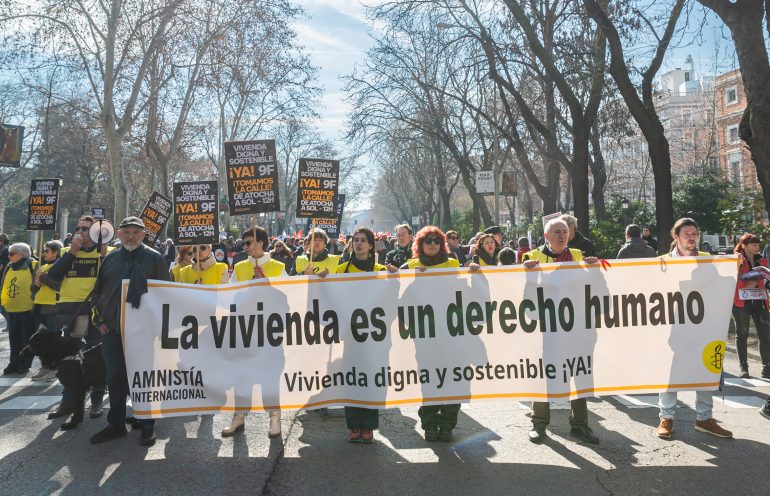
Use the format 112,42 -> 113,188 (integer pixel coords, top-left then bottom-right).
714,395 -> 767,408
0,395 -> 60,410
615,395 -> 660,408
724,378 -> 770,387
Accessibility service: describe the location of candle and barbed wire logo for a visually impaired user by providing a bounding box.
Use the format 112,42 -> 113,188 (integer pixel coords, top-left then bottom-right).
702,340 -> 726,374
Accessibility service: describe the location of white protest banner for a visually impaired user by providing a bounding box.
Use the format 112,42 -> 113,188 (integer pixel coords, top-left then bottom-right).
122,256 -> 737,419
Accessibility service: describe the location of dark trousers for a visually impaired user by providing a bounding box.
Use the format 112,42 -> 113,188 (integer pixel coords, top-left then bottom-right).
344,407 -> 379,430
55,312 -> 105,407
418,404 -> 460,430
732,304 -> 770,366
6,311 -> 34,370
532,399 -> 588,428
101,330 -> 154,429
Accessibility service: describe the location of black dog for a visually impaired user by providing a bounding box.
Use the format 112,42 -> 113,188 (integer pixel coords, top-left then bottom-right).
23,325 -> 106,430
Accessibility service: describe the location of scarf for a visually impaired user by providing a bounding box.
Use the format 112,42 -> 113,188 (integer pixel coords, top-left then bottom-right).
476,247 -> 499,266
196,254 -> 217,271
309,249 -> 329,262
669,246 -> 697,257
124,245 -> 147,309
347,255 -> 375,272
541,244 -> 573,263
419,252 -> 449,267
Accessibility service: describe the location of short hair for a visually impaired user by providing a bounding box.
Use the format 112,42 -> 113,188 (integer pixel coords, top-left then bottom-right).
560,214 -> 578,228
517,237 -> 530,248
544,218 -> 568,234
445,230 -> 459,238
78,215 -> 96,224
44,240 -> 63,253
304,228 -> 329,244
242,226 -> 269,247
497,247 -> 517,265
395,224 -> 413,236
9,242 -> 31,259
671,217 -> 698,237
625,224 -> 641,238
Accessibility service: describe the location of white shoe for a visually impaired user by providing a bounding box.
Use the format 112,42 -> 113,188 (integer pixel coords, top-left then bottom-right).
31,367 -> 56,381
268,410 -> 281,438
221,413 -> 246,437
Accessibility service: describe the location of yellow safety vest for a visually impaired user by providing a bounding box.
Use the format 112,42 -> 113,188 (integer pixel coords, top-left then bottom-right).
336,261 -> 386,273
295,254 -> 340,275
59,246 -> 114,303
170,263 -> 189,282
33,263 -> 58,306
405,258 -> 460,269
179,262 -> 229,285
522,247 -> 584,263
1,260 -> 38,312
233,258 -> 285,282
660,251 -> 710,259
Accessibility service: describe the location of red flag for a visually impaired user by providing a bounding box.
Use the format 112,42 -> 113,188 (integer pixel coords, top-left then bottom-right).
299,229 -> 304,238
386,230 -> 391,237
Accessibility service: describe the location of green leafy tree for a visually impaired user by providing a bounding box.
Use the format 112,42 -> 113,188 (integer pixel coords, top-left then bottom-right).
672,169 -> 731,233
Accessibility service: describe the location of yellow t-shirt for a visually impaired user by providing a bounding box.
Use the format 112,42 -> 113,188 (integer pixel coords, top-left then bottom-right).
294,254 -> 340,275
232,257 -> 285,282
336,261 -> 386,273
522,247 -> 584,263
1,260 -> 38,312
405,258 -> 461,269
58,246 -> 115,303
33,263 -> 58,306
178,262 -> 229,285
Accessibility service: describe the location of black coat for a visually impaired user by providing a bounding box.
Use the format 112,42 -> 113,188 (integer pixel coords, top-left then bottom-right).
568,230 -> 596,257
91,244 -> 169,332
616,238 -> 657,259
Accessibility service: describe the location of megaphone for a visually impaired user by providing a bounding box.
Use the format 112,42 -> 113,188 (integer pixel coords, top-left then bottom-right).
89,220 -> 115,244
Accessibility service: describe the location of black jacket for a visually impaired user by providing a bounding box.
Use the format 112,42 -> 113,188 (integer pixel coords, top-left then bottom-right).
568,230 -> 596,257
385,243 -> 412,268
91,244 -> 169,332
616,238 -> 657,259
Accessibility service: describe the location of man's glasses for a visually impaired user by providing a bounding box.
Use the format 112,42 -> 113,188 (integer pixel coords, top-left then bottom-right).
423,237 -> 442,245
199,245 -> 209,251
243,240 -> 253,246
75,226 -> 90,232
447,236 -> 458,240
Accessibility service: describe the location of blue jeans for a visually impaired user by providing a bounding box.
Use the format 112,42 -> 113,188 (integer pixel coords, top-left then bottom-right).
659,391 -> 713,421
101,329 -> 154,429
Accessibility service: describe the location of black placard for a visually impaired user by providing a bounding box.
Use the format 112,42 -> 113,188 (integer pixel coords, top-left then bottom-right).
224,139 -> 280,215
296,158 -> 339,219
26,178 -> 61,230
140,191 -> 172,244
173,181 -> 219,245
0,124 -> 24,168
313,194 -> 345,238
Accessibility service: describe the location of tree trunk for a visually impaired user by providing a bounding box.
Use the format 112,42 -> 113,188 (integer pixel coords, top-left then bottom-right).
105,132 -> 129,222
590,123 -> 608,220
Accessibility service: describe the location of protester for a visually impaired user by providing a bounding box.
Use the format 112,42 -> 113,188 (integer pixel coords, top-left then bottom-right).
732,233 -> 770,379
46,215 -> 110,420
221,227 -> 285,438
616,224 -> 657,259
62,233 -> 73,247
469,233 -> 500,268
169,246 -> 193,282
484,225 -> 504,247
446,230 -> 467,265
90,217 -> 170,446
30,240 -> 63,381
497,247 -> 517,265
642,226 -> 658,252
655,217 -> 733,439
0,233 -> 9,274
178,245 -> 228,284
293,229 -> 340,276
561,214 -> 596,257
515,237 -> 530,263
384,224 -> 413,271
270,240 -> 294,268
1,243 -> 37,375
521,219 -> 600,444
163,239 -> 176,268
336,227 -> 386,443
400,226 -> 461,442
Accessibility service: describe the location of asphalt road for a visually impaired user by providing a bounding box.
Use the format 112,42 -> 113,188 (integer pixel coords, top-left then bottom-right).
1,318 -> 769,496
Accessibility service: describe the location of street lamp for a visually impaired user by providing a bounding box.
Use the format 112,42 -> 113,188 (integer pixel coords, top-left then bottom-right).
621,198 -> 630,225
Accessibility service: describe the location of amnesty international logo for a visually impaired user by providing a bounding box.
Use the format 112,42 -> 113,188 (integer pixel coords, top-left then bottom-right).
702,340 -> 726,374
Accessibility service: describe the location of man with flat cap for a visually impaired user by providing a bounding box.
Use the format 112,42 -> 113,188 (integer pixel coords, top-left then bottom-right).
89,216 -> 169,446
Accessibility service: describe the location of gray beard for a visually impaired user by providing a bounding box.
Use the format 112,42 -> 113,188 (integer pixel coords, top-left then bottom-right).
123,242 -> 141,251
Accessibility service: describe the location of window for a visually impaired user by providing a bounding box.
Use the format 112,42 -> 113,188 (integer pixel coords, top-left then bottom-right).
724,85 -> 738,105
728,152 -> 743,190
684,72 -> 691,82
726,124 -> 739,143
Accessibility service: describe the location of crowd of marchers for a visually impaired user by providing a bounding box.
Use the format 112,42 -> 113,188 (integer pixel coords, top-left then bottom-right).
1,212 -> 769,448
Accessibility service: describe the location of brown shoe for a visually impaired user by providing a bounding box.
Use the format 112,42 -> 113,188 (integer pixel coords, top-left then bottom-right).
694,418 -> 732,438
656,418 -> 673,439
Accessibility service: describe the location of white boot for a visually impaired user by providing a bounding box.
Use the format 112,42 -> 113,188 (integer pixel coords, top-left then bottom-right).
221,413 -> 246,437
268,410 -> 281,438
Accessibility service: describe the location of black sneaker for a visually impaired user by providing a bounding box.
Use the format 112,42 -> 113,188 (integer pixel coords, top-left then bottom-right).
760,405 -> 770,421
90,425 -> 128,444
140,426 -> 156,446
125,416 -> 143,430
528,426 -> 547,444
438,427 -> 453,442
570,425 -> 600,444
424,425 -> 439,442
47,405 -> 74,420
2,365 -> 19,375
762,366 -> 770,380
89,402 -> 104,419
740,365 -> 750,379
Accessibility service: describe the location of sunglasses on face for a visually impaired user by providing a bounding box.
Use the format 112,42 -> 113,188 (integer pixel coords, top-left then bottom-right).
447,236 -> 458,240
75,226 -> 90,232
423,237 -> 442,245
243,240 -> 254,246
199,245 -> 209,251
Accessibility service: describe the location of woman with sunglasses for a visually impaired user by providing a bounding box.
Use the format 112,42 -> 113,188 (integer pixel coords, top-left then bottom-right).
30,240 -> 64,381
222,226 -> 286,438
400,226 -> 460,442
178,244 -> 229,284
169,245 -> 193,282
336,227 -> 386,443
